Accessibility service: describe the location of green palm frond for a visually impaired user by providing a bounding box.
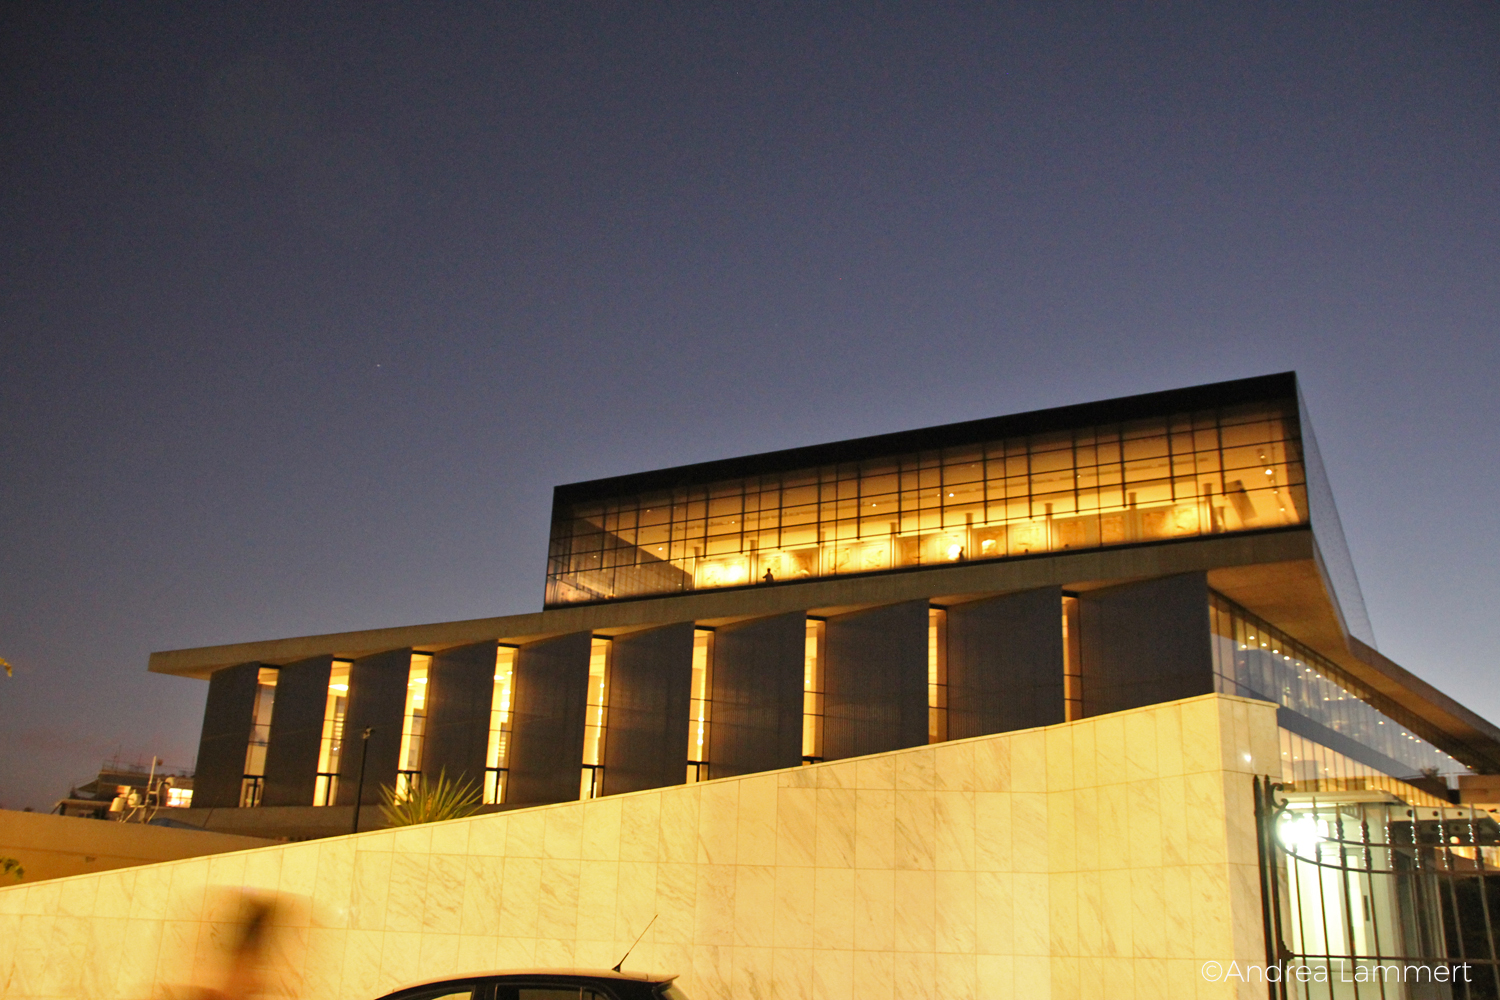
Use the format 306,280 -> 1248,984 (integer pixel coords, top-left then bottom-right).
378,769 -> 481,827
1,858 -> 23,881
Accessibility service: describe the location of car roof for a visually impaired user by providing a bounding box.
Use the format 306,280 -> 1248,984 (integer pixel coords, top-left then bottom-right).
386,968 -> 677,993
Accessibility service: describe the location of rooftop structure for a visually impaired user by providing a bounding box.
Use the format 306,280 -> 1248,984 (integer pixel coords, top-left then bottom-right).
147,373 -> 1500,844
15,373 -> 1500,996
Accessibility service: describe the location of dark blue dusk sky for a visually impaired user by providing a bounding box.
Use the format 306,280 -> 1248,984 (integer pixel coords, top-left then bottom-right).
2,3 -> 1497,810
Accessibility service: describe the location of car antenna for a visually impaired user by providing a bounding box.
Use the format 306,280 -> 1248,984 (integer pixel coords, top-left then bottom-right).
612,913 -> 658,973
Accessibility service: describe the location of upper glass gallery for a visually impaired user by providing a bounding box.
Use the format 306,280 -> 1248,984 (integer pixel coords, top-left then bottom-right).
546,375 -> 1308,606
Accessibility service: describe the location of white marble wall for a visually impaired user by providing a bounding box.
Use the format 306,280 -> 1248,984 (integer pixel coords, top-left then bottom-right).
0,693 -> 1278,1000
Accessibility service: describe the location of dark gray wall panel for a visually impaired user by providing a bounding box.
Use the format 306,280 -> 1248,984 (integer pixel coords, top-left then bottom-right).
336,648 -> 412,807
946,587 -> 1066,739
602,623 -> 694,796
823,600 -> 929,760
261,655 -> 333,807
192,662 -> 261,809
1079,572 -> 1213,717
507,632 -> 592,806
708,612 -> 805,779
423,641 -> 498,791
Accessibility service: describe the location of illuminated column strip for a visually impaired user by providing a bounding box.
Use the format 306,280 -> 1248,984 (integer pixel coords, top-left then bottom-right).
483,645 -> 517,805
262,654 -> 333,807
313,660 -> 351,806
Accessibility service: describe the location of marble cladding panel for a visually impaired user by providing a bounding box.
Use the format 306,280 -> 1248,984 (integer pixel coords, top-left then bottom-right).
0,693 -> 1274,999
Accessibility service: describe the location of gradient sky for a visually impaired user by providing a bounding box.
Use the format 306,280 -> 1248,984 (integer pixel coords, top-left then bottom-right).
2,3 -> 1497,811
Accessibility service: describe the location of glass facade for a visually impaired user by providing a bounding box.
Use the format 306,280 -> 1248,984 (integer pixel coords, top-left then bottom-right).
483,646 -> 517,805
239,667 -> 278,807
686,629 -> 713,783
1278,728 -> 1451,807
928,608 -> 947,744
802,619 -> 825,763
547,399 -> 1306,605
313,660 -> 350,806
395,653 -> 431,799
1210,593 -> 1471,779
1061,596 -> 1082,722
580,638 -> 610,799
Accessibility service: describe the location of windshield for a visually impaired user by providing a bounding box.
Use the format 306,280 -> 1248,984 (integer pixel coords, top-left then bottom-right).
656,985 -> 690,1000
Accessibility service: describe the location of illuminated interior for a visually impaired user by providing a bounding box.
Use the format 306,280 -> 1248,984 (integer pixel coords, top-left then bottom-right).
546,400 -> 1307,605
802,619 -> 824,763
928,608 -> 947,744
1061,596 -> 1082,722
580,637 -> 609,799
239,666 -> 278,807
313,660 -> 351,806
1210,594 -> 1472,779
395,653 -> 431,800
686,629 -> 713,783
1279,729 -> 1452,808
484,645 -> 517,804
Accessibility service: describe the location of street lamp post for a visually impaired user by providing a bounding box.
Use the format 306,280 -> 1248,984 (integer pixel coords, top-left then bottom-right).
351,728 -> 373,835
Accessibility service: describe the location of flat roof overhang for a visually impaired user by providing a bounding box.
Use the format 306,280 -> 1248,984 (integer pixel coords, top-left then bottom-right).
552,372 -> 1299,506
148,525 -> 1500,773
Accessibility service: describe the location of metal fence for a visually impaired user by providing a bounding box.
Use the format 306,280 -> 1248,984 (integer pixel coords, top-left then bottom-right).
1254,777 -> 1500,999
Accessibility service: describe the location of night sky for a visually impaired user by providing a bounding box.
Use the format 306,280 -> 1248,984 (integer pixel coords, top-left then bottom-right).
2,4 -> 1498,811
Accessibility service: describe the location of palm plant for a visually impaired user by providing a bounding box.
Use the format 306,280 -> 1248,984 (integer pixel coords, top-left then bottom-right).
378,769 -> 481,827
1,858 -> 23,881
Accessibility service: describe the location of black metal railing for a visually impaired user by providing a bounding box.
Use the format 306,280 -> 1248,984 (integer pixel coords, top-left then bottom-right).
483,767 -> 507,805
1255,775 -> 1500,999
313,772 -> 339,806
239,775 -> 264,808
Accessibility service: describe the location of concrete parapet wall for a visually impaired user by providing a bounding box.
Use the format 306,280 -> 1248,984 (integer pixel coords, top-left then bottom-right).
0,810 -> 274,885
0,693 -> 1278,1000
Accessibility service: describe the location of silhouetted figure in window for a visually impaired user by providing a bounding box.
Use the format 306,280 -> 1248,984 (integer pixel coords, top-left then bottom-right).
763,568 -> 775,584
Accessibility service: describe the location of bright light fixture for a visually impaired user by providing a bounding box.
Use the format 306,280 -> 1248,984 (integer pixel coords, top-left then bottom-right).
1277,815 -> 1324,856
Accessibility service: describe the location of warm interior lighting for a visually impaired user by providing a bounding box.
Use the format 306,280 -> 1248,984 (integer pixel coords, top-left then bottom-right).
239,667 -> 279,807
484,646 -> 516,804
1062,596 -> 1083,722
928,608 -> 947,743
1213,594 -> 1469,784
802,619 -> 825,763
313,661 -> 351,806
548,401 -> 1308,606
686,629 -> 713,782
395,653 -> 432,800
581,638 -> 609,798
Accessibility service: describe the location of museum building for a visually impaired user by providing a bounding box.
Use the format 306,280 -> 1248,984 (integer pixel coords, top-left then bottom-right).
14,372 -> 1500,1000
155,372 -> 1500,841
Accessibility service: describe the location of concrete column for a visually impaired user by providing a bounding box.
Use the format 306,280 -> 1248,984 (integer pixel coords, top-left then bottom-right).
192,662 -> 261,809
708,612 -> 805,778
1079,572 -> 1214,718
335,648 -> 412,807
507,632 -> 592,806
946,587 -> 1066,739
422,641 -> 498,792
261,655 -> 333,807
602,623 -> 694,796
823,600 -> 928,760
